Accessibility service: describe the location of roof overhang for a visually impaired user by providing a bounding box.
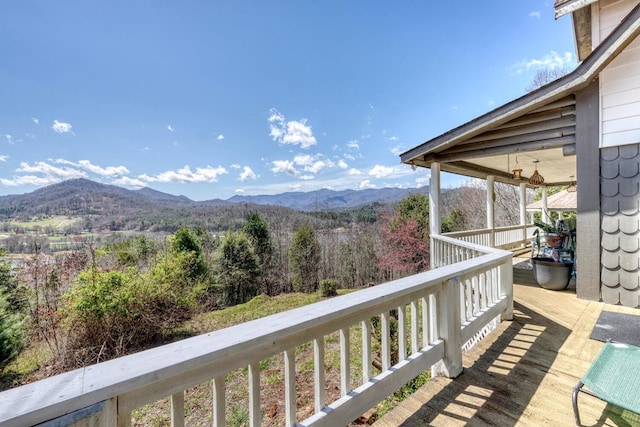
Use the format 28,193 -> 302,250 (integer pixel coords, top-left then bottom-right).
554,0 -> 597,19
401,2 -> 640,187
554,1 -> 594,61
526,189 -> 577,211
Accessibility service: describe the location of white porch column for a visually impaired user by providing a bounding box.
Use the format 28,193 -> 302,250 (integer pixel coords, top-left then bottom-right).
429,162 -> 441,237
519,182 -> 527,245
519,183 -> 527,225
429,162 -> 440,270
486,175 -> 495,247
541,187 -> 550,224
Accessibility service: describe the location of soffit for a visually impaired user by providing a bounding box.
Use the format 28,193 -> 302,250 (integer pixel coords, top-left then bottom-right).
410,96 -> 578,186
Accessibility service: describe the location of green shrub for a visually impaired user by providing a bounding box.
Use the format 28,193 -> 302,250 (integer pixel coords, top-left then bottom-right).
0,292 -> 28,366
63,266 -> 195,367
319,279 -> 338,297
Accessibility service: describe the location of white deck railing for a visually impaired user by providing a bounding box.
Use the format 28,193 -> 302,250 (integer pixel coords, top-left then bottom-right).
0,237 -> 512,427
443,224 -> 535,250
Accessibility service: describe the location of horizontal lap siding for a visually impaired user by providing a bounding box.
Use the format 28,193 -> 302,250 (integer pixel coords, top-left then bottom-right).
600,0 -> 640,148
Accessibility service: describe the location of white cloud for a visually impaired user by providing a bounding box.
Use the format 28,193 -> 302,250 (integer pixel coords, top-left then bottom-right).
337,159 -> 348,169
283,120 -> 316,148
290,154 -> 332,174
167,125 -> 175,132
52,120 -> 73,135
0,155 -> 8,162
31,117 -> 39,125
268,108 -> 285,124
391,145 -> 403,156
293,154 -> 314,166
348,168 -> 362,175
111,176 -> 147,188
306,161 -> 326,174
235,189 -> 245,193
510,51 -> 575,75
230,164 -> 241,169
389,136 -> 399,142
78,160 -> 129,177
0,175 -> 59,187
271,160 -> 299,176
217,134 -> 225,140
346,140 -> 359,150
239,166 -> 258,182
268,108 -> 317,149
529,11 -> 541,18
140,165 -> 227,183
15,161 -> 87,181
415,174 -> 430,187
300,175 -> 314,180
369,165 -> 393,178
3,135 -> 13,144
53,159 -> 129,177
344,153 -> 355,161
359,180 -> 375,189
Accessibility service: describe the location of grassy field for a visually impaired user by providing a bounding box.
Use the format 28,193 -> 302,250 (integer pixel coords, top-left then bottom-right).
6,215 -> 82,231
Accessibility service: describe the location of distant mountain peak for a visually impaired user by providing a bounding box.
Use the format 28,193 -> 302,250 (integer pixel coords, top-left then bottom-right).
227,186 -> 429,211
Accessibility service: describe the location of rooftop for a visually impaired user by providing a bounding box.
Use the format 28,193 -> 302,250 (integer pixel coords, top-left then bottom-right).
374,265 -> 640,426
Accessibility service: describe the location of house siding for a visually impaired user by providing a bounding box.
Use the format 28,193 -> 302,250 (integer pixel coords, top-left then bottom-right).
600,143 -> 640,307
599,0 -> 640,148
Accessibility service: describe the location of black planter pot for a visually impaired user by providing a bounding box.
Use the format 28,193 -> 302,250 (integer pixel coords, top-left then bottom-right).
531,257 -> 573,290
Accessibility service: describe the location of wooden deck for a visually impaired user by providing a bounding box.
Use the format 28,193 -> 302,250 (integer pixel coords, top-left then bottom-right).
374,274 -> 640,426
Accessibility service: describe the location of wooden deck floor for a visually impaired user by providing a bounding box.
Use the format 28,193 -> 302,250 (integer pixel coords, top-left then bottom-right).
374,275 -> 640,426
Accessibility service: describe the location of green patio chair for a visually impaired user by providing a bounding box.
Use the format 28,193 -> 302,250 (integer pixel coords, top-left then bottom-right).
573,341 -> 640,425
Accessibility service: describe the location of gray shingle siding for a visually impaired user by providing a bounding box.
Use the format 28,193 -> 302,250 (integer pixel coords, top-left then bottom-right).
600,143 -> 640,307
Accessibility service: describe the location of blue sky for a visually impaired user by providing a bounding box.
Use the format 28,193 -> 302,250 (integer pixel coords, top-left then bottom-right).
0,1 -> 577,201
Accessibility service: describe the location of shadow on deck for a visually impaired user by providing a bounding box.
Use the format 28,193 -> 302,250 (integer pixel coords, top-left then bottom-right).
375,281 -> 640,426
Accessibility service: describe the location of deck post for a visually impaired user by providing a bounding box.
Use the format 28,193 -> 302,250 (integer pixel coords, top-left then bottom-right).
429,162 -> 441,242
432,278 -> 463,378
487,175 -> 495,247
519,182 -> 527,245
541,187 -> 550,224
500,257 -> 514,321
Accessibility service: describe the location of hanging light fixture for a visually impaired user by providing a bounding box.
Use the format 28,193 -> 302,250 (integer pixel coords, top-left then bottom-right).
511,156 -> 523,180
567,175 -> 577,192
528,160 -> 545,186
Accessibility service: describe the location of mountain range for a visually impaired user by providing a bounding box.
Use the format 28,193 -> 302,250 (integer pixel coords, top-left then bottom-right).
0,178 -> 430,219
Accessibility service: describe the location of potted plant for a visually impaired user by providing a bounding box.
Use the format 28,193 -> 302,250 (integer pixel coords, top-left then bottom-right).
531,219 -> 575,290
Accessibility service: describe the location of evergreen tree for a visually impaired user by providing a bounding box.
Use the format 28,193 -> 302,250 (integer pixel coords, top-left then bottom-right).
243,212 -> 276,295
170,226 -> 208,280
0,249 -> 28,366
215,231 -> 260,306
289,223 -> 320,293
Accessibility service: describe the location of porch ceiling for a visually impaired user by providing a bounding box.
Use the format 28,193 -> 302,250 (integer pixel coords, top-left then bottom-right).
401,2 -> 640,188
411,96 -> 578,187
